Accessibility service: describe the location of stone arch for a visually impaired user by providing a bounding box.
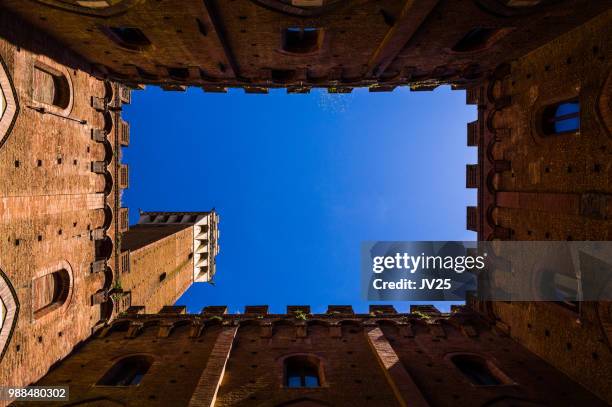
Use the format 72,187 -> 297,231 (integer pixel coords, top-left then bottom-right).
169,320 -> 193,336
30,58 -> 74,116
97,354 -> 154,386
101,140 -> 113,163
102,205 -> 113,231
306,319 -> 331,328
31,260 -> 73,323
0,53 -> 19,149
102,171 -> 114,196
95,236 -> 113,261
102,111 -> 113,134
0,269 -> 19,362
446,352 -> 514,386
279,353 -> 327,388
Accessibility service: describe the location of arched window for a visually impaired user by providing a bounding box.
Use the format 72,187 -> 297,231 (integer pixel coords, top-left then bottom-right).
32,65 -> 70,109
101,27 -> 151,51
97,355 -> 153,386
541,100 -> 580,135
284,355 -> 322,388
32,269 -> 70,319
282,28 -> 323,54
451,354 -> 506,386
452,27 -> 503,53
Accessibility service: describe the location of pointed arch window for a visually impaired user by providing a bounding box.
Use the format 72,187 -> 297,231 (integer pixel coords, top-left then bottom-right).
451,354 -> 510,386
32,269 -> 70,319
281,28 -> 323,54
97,355 -> 153,386
32,65 -> 70,109
284,355 -> 322,388
541,99 -> 580,135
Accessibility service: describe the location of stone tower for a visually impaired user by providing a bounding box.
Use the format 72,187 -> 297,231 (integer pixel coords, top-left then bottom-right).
119,211 -> 220,313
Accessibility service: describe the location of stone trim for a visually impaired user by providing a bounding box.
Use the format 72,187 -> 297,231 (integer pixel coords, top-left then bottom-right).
0,269 -> 19,362
0,53 -> 19,149
365,327 -> 429,407
188,326 -> 237,407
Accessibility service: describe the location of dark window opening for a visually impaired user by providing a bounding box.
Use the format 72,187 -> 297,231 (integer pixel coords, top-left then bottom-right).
271,69 -> 297,83
167,67 -> 190,80
451,355 -> 503,386
159,272 -> 167,282
102,27 -> 151,51
32,66 -> 70,109
285,355 -> 321,388
97,355 -> 152,386
32,269 -> 70,319
452,27 -> 501,53
282,28 -> 322,54
541,100 -> 580,135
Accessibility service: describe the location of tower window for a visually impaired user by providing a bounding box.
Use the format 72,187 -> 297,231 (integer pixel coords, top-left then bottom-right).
284,355 -> 322,388
101,27 -> 151,51
452,27 -> 502,53
541,100 -> 580,135
97,355 -> 153,386
32,65 -> 70,109
282,28 -> 322,54
32,269 -> 70,319
159,272 -> 167,282
451,354 -> 505,386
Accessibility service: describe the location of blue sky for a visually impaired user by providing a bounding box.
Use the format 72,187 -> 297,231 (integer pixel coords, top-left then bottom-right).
122,86 -> 476,314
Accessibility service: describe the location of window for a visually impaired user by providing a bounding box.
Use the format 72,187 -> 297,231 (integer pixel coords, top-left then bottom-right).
284,355 -> 321,388
159,272 -> 167,282
451,354 -> 505,385
452,27 -> 502,53
32,269 -> 70,319
282,28 -> 322,54
32,66 -> 70,109
97,355 -> 153,386
541,100 -> 580,135
101,27 -> 151,51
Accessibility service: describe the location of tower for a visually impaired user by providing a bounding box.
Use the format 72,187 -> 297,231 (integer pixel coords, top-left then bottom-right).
119,211 -> 220,313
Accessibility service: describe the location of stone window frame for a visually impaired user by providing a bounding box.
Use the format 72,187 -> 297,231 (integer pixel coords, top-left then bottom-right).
99,26 -> 152,52
444,352 -> 516,387
0,269 -> 19,362
30,260 -> 74,324
95,353 -> 156,387
29,57 -> 74,117
278,27 -> 326,56
278,353 -> 328,389
0,54 -> 19,149
532,88 -> 581,140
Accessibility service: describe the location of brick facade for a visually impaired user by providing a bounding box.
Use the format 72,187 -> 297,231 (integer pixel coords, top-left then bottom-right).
0,1 -> 610,406
20,306 -> 607,406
